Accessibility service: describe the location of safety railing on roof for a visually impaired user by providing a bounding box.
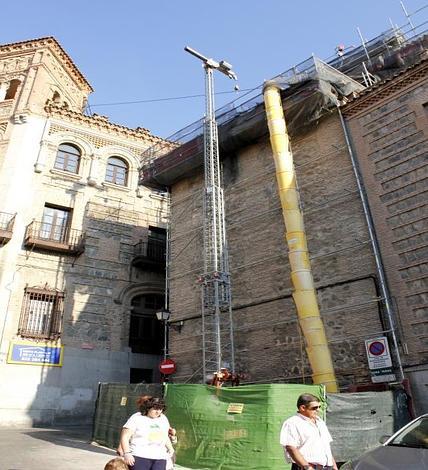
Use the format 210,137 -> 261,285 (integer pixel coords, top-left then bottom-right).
140,18 -> 427,169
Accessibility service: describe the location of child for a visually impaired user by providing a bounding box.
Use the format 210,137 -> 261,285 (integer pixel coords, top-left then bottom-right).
104,457 -> 129,470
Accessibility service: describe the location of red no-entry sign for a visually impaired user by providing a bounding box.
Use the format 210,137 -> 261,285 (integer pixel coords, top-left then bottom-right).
159,358 -> 176,375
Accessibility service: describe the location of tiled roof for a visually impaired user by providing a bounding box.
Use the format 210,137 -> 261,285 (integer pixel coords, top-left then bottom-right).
45,103 -> 166,145
0,36 -> 93,92
342,55 -> 428,116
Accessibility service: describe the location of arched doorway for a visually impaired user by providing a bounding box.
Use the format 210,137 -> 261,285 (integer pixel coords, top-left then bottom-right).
129,294 -> 164,354
129,294 -> 164,383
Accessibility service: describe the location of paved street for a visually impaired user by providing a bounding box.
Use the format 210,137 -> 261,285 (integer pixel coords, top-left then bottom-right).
0,426 -> 116,470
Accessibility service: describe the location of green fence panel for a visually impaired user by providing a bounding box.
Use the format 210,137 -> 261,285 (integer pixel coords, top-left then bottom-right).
92,382 -> 162,449
164,383 -> 325,470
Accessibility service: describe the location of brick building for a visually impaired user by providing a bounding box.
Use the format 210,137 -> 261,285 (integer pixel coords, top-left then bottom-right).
0,38 -> 167,426
342,57 -> 428,412
141,35 -> 427,413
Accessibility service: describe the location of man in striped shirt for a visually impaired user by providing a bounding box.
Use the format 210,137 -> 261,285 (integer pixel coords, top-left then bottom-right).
280,393 -> 338,470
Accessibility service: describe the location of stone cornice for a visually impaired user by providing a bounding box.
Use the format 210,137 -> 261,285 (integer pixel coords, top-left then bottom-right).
45,103 -> 165,145
0,36 -> 93,93
341,57 -> 428,118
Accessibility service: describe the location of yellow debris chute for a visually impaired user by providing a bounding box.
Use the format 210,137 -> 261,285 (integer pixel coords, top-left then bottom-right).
263,82 -> 338,393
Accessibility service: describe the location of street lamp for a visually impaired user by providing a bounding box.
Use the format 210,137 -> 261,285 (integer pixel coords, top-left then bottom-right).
156,309 -> 170,360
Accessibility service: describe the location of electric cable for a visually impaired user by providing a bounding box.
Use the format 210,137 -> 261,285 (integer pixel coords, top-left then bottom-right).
88,88 -> 255,108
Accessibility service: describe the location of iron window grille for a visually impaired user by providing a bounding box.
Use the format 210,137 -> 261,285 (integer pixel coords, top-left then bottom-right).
18,287 -> 64,340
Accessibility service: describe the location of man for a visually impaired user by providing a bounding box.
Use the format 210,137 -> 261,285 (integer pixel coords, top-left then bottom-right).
280,393 -> 338,470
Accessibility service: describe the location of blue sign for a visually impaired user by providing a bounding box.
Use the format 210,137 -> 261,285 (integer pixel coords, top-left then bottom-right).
8,341 -> 63,366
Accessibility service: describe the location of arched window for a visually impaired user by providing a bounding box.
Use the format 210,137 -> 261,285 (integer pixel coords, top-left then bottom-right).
105,157 -> 128,186
54,143 -> 81,173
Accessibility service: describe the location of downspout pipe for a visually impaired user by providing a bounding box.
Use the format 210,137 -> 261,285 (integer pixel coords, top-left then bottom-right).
263,83 -> 339,393
338,107 -> 405,382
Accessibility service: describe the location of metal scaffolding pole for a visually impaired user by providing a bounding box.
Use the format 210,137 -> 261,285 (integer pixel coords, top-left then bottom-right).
185,46 -> 237,381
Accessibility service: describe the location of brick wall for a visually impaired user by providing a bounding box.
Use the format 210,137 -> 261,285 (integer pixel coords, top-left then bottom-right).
344,60 -> 428,368
168,113 -> 385,388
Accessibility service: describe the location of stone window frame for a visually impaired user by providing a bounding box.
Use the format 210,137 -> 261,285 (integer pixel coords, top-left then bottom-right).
98,146 -> 140,190
54,142 -> 82,174
47,132 -> 93,180
18,287 -> 64,340
105,156 -> 129,186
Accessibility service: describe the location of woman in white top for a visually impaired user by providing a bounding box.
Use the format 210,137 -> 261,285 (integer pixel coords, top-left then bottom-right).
120,397 -> 174,470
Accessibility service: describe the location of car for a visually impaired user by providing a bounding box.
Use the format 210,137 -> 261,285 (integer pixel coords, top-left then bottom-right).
340,413 -> 428,469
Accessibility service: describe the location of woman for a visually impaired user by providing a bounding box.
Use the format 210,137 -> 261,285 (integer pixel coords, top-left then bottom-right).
120,396 -> 174,470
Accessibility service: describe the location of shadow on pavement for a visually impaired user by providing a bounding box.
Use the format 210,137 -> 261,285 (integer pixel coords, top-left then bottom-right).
23,426 -> 114,455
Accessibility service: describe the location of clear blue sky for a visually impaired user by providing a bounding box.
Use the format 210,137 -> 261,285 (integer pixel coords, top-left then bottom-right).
2,0 -> 427,138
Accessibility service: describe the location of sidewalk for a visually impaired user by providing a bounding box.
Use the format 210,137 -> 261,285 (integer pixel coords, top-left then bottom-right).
0,426 -> 116,470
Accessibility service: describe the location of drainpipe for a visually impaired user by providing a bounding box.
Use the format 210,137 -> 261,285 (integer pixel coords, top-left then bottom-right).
338,107 -> 404,382
263,83 -> 339,393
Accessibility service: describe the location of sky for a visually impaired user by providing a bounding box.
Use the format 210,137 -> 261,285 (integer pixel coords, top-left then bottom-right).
1,0 -> 427,138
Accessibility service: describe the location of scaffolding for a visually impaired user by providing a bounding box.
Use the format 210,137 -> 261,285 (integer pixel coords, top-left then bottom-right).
184,47 -> 237,381
140,22 -> 428,182
139,18 -> 428,383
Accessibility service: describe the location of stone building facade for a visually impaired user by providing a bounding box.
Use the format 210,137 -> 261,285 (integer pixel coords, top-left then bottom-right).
153,58 -> 427,413
0,37 -> 167,426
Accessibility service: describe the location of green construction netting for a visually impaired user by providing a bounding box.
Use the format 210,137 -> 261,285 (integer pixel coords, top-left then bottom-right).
92,383 -> 162,449
164,383 -> 325,470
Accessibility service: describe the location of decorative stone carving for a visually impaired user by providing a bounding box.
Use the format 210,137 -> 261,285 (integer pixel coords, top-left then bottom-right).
0,101 -> 13,117
87,153 -> 99,186
44,53 -> 81,102
12,113 -> 27,124
46,107 -> 162,146
34,162 -> 45,173
0,55 -> 32,74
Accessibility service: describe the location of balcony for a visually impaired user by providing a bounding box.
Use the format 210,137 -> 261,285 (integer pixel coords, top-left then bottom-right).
0,212 -> 16,244
24,221 -> 85,255
132,238 -> 166,271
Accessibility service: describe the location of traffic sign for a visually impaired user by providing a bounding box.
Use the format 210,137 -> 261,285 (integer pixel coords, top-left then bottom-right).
159,358 -> 176,375
365,337 -> 392,369
369,341 -> 385,356
365,337 -> 396,383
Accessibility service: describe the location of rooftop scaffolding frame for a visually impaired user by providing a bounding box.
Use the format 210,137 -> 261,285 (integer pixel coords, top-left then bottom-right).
140,20 -> 427,188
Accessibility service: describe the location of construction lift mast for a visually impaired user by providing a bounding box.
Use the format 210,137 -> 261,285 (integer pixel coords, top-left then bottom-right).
184,46 -> 237,381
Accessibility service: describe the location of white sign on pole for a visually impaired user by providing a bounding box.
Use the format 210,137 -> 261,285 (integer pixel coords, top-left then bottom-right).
365,336 -> 396,383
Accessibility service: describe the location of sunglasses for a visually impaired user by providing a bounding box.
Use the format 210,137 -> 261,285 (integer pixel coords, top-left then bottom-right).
308,405 -> 321,410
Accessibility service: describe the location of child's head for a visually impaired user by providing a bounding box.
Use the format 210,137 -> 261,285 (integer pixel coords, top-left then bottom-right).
104,457 -> 129,470
139,396 -> 166,416
136,395 -> 152,408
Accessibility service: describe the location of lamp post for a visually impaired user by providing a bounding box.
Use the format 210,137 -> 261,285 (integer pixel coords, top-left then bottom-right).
155,309 -> 170,361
